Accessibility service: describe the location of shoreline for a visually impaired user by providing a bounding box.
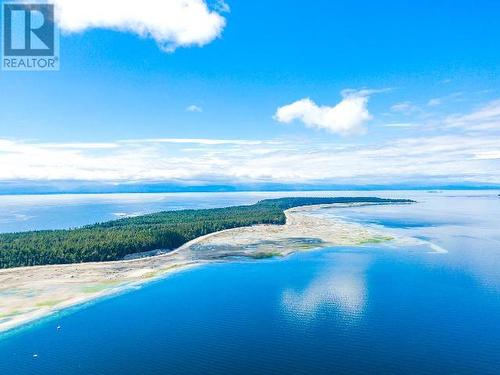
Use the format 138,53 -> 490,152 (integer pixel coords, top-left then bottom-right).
0,203 -> 395,335
0,263 -> 200,338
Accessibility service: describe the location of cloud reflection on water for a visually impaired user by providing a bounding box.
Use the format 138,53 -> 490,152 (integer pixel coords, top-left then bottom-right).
281,254 -> 371,322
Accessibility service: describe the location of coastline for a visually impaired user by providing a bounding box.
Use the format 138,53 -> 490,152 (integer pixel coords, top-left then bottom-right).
0,203 -> 394,335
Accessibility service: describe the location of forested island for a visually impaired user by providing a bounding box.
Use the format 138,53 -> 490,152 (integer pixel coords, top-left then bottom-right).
0,197 -> 413,269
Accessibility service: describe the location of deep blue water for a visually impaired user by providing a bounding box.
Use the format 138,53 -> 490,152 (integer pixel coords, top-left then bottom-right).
1,191 -> 500,374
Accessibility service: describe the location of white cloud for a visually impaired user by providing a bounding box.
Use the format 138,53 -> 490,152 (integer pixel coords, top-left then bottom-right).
27,0 -> 228,52
427,92 -> 462,107
445,99 -> 500,130
274,90 -> 374,135
38,142 -> 119,149
390,101 -> 420,114
119,138 -> 266,145
214,0 -> 230,13
474,151 -> 500,160
186,104 -> 203,112
427,98 -> 442,107
1,133 -> 499,184
1,98 -> 499,185
384,122 -> 417,128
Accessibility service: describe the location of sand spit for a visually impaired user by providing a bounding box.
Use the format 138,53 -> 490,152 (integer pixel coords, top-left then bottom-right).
0,204 -> 390,334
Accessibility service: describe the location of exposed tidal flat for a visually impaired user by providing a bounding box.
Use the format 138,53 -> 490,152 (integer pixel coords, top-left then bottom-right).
0,202 -> 402,334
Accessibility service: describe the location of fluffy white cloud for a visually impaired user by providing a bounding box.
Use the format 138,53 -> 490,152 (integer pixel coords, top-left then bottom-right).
27,0 -> 228,52
274,90 -> 374,135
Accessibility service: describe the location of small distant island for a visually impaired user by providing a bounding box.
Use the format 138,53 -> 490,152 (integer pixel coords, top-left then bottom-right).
0,197 -> 412,269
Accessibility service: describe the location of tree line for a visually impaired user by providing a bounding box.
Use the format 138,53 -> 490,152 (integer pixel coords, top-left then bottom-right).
0,197 -> 412,268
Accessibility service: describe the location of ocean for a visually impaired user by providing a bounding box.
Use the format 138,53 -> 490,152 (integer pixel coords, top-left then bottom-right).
1,190 -> 499,374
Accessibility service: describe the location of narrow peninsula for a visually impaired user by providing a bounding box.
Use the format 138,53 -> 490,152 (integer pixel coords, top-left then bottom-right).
0,197 -> 412,269
0,197 -> 413,333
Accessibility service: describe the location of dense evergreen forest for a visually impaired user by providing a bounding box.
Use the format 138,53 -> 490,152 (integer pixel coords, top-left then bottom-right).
0,197 -> 412,269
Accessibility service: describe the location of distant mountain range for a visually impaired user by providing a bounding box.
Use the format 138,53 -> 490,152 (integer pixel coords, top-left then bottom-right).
0,180 -> 499,195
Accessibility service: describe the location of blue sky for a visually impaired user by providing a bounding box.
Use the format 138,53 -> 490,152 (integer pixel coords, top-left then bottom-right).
0,0 -> 499,189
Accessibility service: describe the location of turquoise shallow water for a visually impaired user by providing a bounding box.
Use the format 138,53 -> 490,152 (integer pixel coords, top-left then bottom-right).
1,191 -> 500,374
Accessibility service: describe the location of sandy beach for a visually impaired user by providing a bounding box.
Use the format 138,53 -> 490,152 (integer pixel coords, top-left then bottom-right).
0,204 -> 390,334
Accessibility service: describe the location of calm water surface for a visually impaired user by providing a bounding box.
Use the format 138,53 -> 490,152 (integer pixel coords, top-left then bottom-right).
1,191 -> 499,374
